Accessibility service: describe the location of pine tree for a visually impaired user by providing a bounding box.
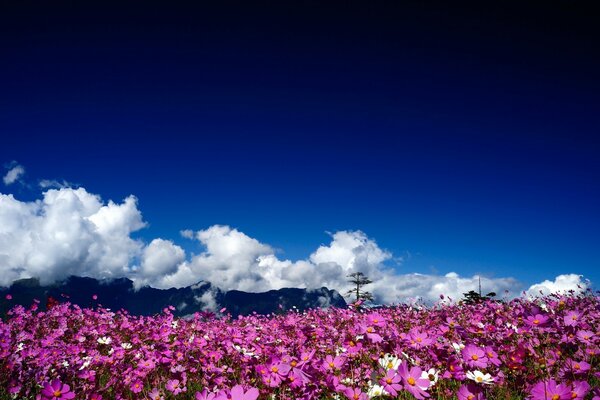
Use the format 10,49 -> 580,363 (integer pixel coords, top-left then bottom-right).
346,272 -> 374,303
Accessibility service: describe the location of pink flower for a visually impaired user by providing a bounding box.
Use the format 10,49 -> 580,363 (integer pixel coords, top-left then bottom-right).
196,389 -> 218,400
564,311 -> 580,326
398,363 -> 430,399
166,379 -> 186,395
462,345 -> 489,368
130,380 -> 143,393
570,381 -> 591,400
323,354 -> 345,371
457,383 -> 485,400
342,387 -> 368,400
216,385 -> 259,400
40,379 -> 76,399
379,368 -> 402,396
5,294 -> 12,300
525,314 -> 549,327
529,379 -> 571,400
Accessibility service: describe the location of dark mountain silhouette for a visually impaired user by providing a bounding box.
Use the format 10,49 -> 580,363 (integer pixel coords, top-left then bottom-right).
0,276 -> 346,317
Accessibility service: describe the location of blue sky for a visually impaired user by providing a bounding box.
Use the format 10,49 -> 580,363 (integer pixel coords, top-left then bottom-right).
0,2 -> 598,297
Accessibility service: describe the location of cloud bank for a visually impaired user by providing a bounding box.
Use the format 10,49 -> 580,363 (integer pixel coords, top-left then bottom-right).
0,186 -> 591,304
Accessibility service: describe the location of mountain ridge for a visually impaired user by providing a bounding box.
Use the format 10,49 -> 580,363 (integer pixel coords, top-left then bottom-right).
0,276 -> 346,317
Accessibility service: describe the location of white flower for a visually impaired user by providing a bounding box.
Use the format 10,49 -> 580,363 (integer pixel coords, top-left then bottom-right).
452,342 -> 465,352
420,368 -> 439,387
16,343 -> 24,352
466,370 -> 494,385
378,353 -> 401,370
62,361 -> 69,367
171,321 -> 178,329
367,384 -> 388,398
79,357 -> 91,370
108,348 -> 114,355
121,342 -> 132,349
97,336 -> 112,345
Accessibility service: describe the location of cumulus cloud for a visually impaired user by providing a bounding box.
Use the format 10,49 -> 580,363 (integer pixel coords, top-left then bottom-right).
0,185 -> 591,304
526,274 -> 589,297
0,187 -> 146,286
3,162 -> 25,185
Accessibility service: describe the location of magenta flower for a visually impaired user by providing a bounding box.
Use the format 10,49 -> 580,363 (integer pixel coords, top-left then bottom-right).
563,310 -> 580,326
323,354 -> 345,371
529,379 -> 571,400
576,330 -> 594,344
40,379 -> 76,399
196,389 -> 218,400
342,387 -> 368,400
457,383 -> 485,400
379,368 -> 402,396
525,314 -> 549,327
130,380 -> 143,393
216,385 -> 259,400
398,363 -> 430,399
570,381 -> 591,400
462,345 -> 489,368
166,379 -> 186,395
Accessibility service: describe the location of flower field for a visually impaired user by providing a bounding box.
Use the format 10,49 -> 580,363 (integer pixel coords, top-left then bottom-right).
0,293 -> 598,399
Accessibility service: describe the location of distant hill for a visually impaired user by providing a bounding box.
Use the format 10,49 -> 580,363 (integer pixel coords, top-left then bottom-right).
0,276 -> 346,317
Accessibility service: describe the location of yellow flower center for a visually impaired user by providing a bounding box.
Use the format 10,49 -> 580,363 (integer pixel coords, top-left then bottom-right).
328,362 -> 334,368
386,378 -> 392,384
271,367 -> 278,373
471,354 -> 479,361
407,377 -> 415,386
53,390 -> 62,398
367,327 -> 374,333
416,337 -> 422,343
291,361 -> 297,367
574,364 -> 580,369
476,376 -> 483,382
533,319 -> 540,325
467,395 -> 474,400
387,362 -> 394,369
552,395 -> 559,400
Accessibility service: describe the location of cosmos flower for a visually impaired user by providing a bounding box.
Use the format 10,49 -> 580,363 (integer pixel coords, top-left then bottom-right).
529,379 -> 571,400
40,379 -> 76,399
466,370 -> 494,385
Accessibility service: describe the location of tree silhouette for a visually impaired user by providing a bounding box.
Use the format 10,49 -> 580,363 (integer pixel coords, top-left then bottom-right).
346,272 -> 374,303
462,290 -> 497,305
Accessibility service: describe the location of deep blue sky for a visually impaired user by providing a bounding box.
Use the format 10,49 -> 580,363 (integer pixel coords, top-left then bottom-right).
1,1 -> 599,287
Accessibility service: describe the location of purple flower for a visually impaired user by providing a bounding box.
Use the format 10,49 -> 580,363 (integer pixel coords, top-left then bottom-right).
196,389 -> 218,400
130,380 -> 143,394
166,379 -> 186,395
379,368 -> 402,396
525,314 -> 549,327
40,379 -> 76,399
342,387 -> 368,400
462,345 -> 489,368
216,385 -> 259,400
457,383 -> 485,400
529,379 -> 571,400
570,381 -> 591,400
398,363 -> 430,399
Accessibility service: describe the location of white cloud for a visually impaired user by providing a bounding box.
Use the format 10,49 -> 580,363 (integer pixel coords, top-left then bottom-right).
39,179 -> 74,189
526,274 -> 589,297
0,184 -> 591,304
0,187 -> 146,286
3,163 -> 25,185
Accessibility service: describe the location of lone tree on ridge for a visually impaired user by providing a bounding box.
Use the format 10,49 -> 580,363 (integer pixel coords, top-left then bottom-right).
346,272 -> 374,303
